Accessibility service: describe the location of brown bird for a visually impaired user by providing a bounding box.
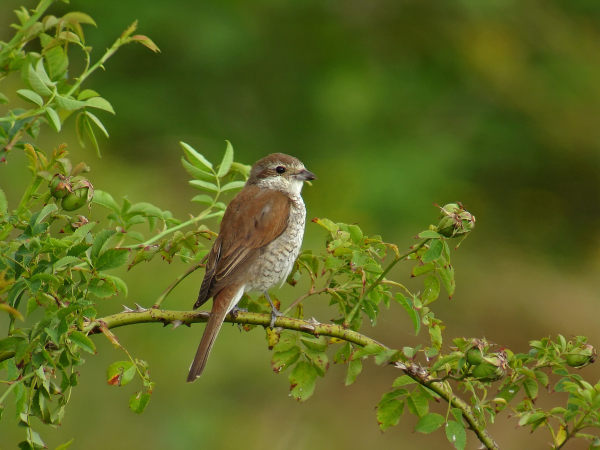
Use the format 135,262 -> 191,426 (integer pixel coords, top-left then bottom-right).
187,153 -> 316,382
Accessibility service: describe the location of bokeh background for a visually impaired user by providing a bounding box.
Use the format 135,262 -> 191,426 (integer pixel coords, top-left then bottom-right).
2,0 -> 600,448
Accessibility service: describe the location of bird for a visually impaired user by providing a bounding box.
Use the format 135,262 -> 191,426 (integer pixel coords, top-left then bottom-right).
187,153 -> 316,382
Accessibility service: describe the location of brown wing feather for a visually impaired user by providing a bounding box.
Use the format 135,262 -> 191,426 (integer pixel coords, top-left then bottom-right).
194,185 -> 291,309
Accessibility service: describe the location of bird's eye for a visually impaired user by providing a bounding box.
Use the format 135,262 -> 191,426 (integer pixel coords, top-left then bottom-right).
275,166 -> 286,174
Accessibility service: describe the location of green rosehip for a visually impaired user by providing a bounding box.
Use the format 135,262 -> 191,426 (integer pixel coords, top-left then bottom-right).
61,179 -> 94,212
471,352 -> 507,382
565,344 -> 596,369
50,174 -> 72,199
466,347 -> 484,366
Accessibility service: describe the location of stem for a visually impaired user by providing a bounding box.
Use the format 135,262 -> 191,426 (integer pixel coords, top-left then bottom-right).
0,0 -> 54,66
152,263 -> 204,309
0,370 -> 35,405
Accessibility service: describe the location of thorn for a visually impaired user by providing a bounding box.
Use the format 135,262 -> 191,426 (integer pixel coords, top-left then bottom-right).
121,305 -> 134,313
134,303 -> 148,312
171,320 -> 183,330
307,317 -> 321,325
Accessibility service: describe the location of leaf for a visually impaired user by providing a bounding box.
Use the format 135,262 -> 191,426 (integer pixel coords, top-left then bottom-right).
189,180 -> 219,192
438,264 -> 456,298
445,421 -> 467,450
85,111 -> 109,137
0,303 -> 24,321
130,35 -> 160,52
421,275 -> 440,305
182,158 -> 215,181
412,261 -> 435,277
348,225 -> 363,244
54,256 -> 82,270
418,230 -> 442,239
406,390 -> 429,417
272,346 -> 301,373
36,203 -> 57,224
218,141 -> 234,177
95,248 -> 129,271
351,343 -> 384,360
35,59 -> 53,86
69,330 -> 96,354
394,293 -> 420,335
55,95 -> 86,110
92,190 -> 120,213
28,64 -> 53,96
0,188 -> 7,214
45,107 -> 61,132
78,89 -> 100,101
300,334 -> 328,352
85,97 -> 115,114
82,113 -> 101,157
422,239 -> 443,263
16,89 -> 43,106
345,359 -> 362,386
191,195 -> 214,205
523,378 -> 539,401
392,375 -> 418,387
220,181 -> 246,192
62,12 -> 97,26
289,361 -> 317,402
88,278 -> 118,299
92,229 -> 117,259
304,348 -> 329,377
129,390 -> 152,414
106,361 -> 136,386
415,413 -> 445,434
180,142 -> 213,171
54,439 -> 74,450
377,399 -> 404,431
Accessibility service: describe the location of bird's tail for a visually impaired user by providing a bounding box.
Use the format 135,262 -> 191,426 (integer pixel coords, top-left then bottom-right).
187,308 -> 227,382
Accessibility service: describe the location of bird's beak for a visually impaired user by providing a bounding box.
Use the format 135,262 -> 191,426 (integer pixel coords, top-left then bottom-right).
296,169 -> 316,181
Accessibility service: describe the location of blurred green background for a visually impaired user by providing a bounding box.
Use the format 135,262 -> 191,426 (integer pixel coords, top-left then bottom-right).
2,0 -> 600,448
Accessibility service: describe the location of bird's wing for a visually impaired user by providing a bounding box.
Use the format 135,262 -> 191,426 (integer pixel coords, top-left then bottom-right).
194,185 -> 291,309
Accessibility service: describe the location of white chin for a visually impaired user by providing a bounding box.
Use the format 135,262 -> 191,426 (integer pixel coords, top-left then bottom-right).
290,178 -> 304,195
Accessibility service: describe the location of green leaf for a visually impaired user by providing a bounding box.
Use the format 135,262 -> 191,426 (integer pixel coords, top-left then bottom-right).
17,89 -> 43,106
220,181 -> 246,192
418,230 -> 442,239
92,190 -> 120,213
412,261 -> 435,277
88,277 -> 118,298
55,95 -> 86,110
415,413 -> 445,434
430,354 -> 460,373
95,248 -> 129,271
36,203 -> 58,224
218,140 -> 234,177
78,89 -> 100,101
189,180 -> 219,192
422,239 -> 443,263
62,11 -> 97,26
28,64 -> 53,96
445,421 -> 467,450
304,348 -> 329,377
393,375 -> 418,387
348,225 -> 363,244
191,195 -> 214,205
180,142 -> 213,171
45,107 -> 61,132
289,361 -> 317,402
351,343 -> 384,360
421,275 -> 440,305
69,330 -> 96,354
300,334 -> 328,352
407,390 -> 429,417
54,256 -> 82,270
0,188 -> 7,214
523,378 -> 538,401
129,390 -> 152,414
75,111 -> 86,147
272,346 -> 301,373
106,361 -> 136,386
85,97 -> 115,114
82,113 -> 101,157
35,59 -> 54,86
54,439 -> 74,450
85,111 -> 109,137
395,293 -> 420,335
345,359 -> 362,386
438,264 -> 456,298
182,158 -> 214,181
377,399 -> 404,431
92,229 -> 116,259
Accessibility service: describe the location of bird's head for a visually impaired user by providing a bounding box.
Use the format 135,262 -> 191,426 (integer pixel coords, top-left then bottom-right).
247,153 -> 316,195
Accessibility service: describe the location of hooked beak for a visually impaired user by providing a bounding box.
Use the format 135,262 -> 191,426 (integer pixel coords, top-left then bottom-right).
295,169 -> 316,181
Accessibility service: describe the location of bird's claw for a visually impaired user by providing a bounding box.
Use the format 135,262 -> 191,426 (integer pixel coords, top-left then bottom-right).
269,308 -> 284,329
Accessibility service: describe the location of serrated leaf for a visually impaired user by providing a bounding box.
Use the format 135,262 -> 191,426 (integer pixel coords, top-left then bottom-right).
88,278 -> 118,298
182,158 -> 214,181
129,390 -> 152,414
54,256 -> 82,270
392,375 -> 418,387
418,230 -> 442,239
422,275 -> 440,305
445,421 -> 467,450
106,361 -> 136,386
218,141 -> 234,177
345,359 -> 362,386
35,59 -> 53,86
0,188 -> 7,214
191,195 -> 214,205
55,95 -> 86,110
17,89 -> 43,106
407,390 -> 429,417
395,293 -> 420,335
85,97 -> 115,114
54,439 -> 74,450
377,399 -> 404,431
412,261 -> 435,277
62,11 -> 97,26
300,334 -> 328,352
415,413 -> 445,434
189,180 -> 219,192
69,330 -> 95,353
92,190 -> 120,213
422,239 -> 443,263
131,35 -> 160,52
28,64 -> 53,96
289,361 -> 317,402
92,229 -> 116,259
180,142 -> 213,171
45,107 -> 61,131
78,89 -> 99,101
95,248 -> 129,271
272,346 -> 301,373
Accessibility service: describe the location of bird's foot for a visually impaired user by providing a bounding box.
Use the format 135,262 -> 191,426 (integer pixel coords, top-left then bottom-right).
269,308 -> 284,329
230,306 -> 248,319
